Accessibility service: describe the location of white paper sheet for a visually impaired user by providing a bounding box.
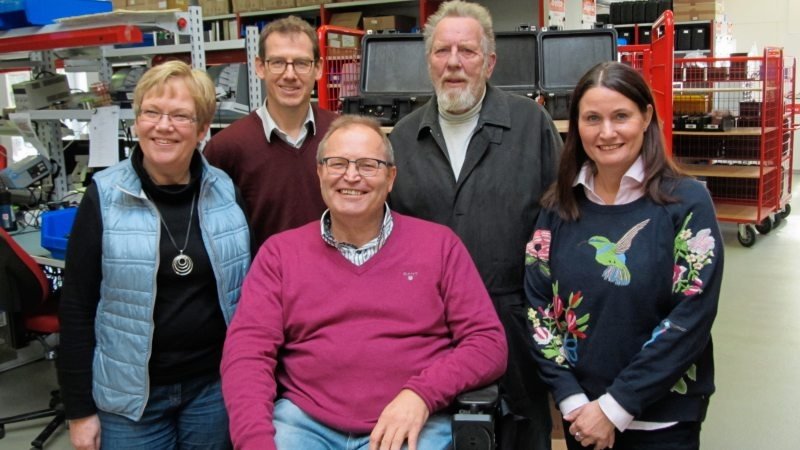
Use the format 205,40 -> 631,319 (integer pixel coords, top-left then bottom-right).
89,106 -> 121,168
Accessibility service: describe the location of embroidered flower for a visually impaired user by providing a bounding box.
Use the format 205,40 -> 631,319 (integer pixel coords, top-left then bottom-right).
673,213 -> 716,296
525,229 -> 552,276
687,228 -> 715,255
672,264 -> 687,284
533,327 -> 553,345
527,281 -> 590,368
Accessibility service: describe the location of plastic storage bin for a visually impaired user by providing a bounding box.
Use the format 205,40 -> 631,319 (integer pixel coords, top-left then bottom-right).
40,207 -> 78,260
0,0 -> 112,30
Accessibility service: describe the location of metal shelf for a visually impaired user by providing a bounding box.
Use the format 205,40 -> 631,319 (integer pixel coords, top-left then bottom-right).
673,127 -> 775,136
0,10 -> 191,59
25,109 -> 136,121
103,39 -> 244,58
678,163 -> 775,179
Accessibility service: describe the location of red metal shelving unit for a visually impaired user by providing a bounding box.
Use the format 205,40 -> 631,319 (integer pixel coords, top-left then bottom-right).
317,25 -> 365,113
672,48 -> 793,246
619,10 -> 674,155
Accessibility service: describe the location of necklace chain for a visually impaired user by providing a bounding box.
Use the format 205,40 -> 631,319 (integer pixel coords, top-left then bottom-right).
155,192 -> 196,276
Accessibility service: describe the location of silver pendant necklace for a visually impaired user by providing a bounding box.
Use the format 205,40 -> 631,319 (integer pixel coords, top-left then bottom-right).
156,193 -> 196,276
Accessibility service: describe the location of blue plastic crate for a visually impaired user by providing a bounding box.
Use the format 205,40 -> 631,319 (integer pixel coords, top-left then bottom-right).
0,0 -> 112,30
40,207 -> 78,260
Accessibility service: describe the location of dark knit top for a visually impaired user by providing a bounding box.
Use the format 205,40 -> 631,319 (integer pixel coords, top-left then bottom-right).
203,105 -> 337,252
524,178 -> 724,423
58,149 -> 244,419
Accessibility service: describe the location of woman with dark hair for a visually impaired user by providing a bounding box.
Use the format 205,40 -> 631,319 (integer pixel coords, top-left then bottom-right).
524,61 -> 724,450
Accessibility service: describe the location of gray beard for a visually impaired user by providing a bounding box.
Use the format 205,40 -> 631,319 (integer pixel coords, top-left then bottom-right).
436,85 -> 479,113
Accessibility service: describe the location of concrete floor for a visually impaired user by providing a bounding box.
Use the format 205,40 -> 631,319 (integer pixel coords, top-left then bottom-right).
1,188 -> 798,449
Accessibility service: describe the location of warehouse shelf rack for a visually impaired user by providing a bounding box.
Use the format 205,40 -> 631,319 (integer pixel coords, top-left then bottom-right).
0,8 -> 206,200
672,48 -> 794,246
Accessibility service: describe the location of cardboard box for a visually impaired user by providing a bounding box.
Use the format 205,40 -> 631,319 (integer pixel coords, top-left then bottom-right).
362,15 -> 416,33
330,11 -> 362,29
674,0 -> 724,21
295,0 -> 324,6
199,0 -> 230,16
263,0 -> 296,9
328,32 -> 361,49
231,0 -> 259,13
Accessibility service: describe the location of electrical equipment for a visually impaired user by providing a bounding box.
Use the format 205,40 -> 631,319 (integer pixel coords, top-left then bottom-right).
109,66 -> 146,107
12,74 -> 71,110
207,63 -> 250,120
0,155 -> 51,189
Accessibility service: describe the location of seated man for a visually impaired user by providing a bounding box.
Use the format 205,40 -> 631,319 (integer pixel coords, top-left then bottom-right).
221,115 -> 507,450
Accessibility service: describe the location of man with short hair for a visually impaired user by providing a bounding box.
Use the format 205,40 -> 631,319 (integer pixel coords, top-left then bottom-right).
388,2 -> 562,449
204,16 -> 337,251
221,115 -> 507,450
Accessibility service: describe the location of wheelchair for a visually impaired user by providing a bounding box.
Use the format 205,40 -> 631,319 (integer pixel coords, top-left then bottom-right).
452,384 -> 499,450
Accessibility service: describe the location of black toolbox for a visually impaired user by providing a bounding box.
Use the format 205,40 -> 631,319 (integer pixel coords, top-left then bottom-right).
344,31 -> 539,126
490,31 -> 539,99
343,34 -> 431,126
537,28 -> 618,120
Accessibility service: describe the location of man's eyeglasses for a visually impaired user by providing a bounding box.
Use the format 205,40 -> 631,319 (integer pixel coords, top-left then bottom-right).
138,110 -> 196,126
264,58 -> 315,74
320,157 -> 393,177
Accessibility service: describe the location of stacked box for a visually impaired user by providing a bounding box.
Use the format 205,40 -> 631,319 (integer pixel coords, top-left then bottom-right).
673,0 -> 723,21
231,0 -> 255,12
263,0 -> 295,9
232,0 -> 294,12
362,15 -> 416,33
199,0 -> 230,16
329,11 -> 361,29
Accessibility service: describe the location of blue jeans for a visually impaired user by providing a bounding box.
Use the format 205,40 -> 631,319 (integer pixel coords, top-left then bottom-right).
98,373 -> 231,450
274,398 -> 453,450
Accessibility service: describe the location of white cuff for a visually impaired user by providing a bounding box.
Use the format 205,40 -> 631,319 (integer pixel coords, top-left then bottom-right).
598,393 -> 634,432
559,394 -> 590,417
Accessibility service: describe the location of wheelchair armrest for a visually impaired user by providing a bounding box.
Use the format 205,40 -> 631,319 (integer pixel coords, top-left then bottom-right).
455,384 -> 499,410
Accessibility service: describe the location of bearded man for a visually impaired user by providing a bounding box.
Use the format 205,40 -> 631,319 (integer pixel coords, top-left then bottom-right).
388,2 -> 562,449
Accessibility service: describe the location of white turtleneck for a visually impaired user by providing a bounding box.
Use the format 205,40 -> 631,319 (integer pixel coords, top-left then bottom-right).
438,89 -> 485,180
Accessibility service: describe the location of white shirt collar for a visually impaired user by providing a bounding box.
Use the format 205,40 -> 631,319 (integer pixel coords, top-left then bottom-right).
574,156 -> 646,205
256,102 -> 316,147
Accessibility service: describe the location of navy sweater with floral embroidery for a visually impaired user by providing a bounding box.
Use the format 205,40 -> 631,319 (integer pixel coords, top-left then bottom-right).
524,177 -> 723,423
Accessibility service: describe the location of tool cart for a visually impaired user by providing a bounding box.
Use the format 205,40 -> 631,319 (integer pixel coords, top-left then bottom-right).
672,48 -> 795,246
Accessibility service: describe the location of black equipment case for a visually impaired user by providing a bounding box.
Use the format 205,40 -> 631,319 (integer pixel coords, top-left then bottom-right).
343,33 -> 431,126
537,28 -> 618,120
343,31 -> 539,126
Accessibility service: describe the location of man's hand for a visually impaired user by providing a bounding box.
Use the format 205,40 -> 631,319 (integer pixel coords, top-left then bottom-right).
565,400 -> 616,450
68,414 -> 101,450
369,389 -> 430,450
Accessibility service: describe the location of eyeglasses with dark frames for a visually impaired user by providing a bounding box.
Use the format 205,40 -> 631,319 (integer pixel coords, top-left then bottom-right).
264,58 -> 315,74
320,157 -> 393,177
138,110 -> 196,126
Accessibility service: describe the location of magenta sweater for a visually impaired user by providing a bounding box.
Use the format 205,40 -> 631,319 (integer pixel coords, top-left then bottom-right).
221,213 -> 507,449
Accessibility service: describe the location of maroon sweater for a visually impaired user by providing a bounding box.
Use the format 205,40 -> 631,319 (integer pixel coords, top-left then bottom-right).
204,105 -> 337,250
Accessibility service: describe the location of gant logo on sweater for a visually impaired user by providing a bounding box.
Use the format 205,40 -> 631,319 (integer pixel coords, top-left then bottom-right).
403,271 -> 418,281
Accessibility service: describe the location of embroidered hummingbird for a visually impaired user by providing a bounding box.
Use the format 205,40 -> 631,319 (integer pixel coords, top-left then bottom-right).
587,219 -> 650,286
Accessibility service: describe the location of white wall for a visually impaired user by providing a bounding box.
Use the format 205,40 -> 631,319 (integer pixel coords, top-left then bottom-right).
479,0 -> 540,31
724,0 -> 799,170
